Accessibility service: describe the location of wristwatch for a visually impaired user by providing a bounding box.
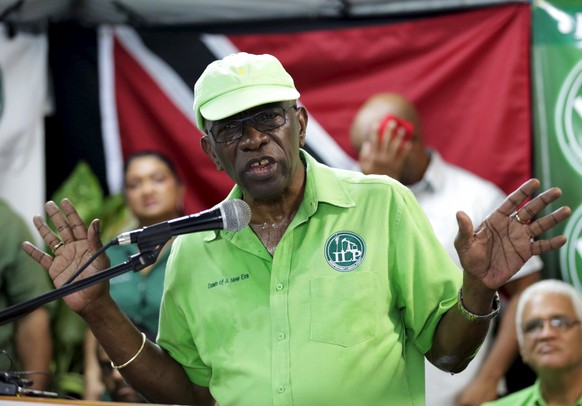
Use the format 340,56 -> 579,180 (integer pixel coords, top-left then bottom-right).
457,289 -> 500,323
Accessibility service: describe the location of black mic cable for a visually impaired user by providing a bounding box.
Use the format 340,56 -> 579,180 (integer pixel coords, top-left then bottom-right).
61,239 -> 117,286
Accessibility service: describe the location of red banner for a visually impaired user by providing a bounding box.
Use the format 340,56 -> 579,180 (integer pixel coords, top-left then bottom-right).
108,3 -> 531,214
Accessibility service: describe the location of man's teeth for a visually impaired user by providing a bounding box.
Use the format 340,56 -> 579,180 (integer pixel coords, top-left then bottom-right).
251,159 -> 269,167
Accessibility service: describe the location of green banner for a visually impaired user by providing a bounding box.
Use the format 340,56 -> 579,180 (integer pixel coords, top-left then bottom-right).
532,0 -> 582,288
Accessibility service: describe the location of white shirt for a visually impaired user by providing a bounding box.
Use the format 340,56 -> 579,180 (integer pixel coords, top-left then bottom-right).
411,151 -> 542,406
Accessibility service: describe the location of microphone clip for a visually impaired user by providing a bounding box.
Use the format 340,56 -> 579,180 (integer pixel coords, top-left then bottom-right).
134,222 -> 172,253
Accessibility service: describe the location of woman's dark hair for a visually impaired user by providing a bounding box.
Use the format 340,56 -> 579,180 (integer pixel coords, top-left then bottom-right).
123,150 -> 182,185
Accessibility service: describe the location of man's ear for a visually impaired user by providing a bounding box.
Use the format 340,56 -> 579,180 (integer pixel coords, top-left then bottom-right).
296,107 -> 308,147
200,136 -> 223,171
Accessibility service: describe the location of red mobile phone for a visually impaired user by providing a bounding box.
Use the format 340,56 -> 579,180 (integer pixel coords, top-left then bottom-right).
377,114 -> 414,144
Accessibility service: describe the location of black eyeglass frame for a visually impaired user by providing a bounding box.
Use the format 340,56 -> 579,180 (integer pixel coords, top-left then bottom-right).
206,104 -> 298,144
522,315 -> 581,336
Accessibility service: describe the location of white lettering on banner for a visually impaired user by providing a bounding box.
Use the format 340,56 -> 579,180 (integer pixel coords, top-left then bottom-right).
539,1 -> 582,39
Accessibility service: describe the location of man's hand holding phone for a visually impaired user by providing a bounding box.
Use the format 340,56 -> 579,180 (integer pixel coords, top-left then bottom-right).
358,113 -> 414,181
378,114 -> 414,145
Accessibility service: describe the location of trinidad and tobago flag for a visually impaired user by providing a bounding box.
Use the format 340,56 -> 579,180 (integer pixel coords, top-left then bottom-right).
47,3 -> 532,215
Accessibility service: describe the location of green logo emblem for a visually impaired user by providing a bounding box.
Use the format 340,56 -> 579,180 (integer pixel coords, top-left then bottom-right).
560,204 -> 582,290
324,231 -> 365,272
555,59 -> 582,175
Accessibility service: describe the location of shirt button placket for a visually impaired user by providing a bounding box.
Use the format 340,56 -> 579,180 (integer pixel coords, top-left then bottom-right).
273,282 -> 290,404
271,240 -> 293,405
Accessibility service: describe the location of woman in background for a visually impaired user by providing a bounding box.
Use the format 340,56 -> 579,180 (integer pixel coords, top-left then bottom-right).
83,150 -> 184,401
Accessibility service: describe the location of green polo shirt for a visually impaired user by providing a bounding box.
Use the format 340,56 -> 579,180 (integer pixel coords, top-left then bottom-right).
158,150 -> 462,405
483,380 -> 582,406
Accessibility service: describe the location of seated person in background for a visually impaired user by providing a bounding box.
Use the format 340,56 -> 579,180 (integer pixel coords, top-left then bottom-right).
83,151 -> 184,401
350,92 -> 542,406
483,279 -> 582,406
0,198 -> 53,391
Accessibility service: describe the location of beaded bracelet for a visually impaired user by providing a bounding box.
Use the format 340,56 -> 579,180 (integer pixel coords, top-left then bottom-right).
457,289 -> 500,323
111,332 -> 147,370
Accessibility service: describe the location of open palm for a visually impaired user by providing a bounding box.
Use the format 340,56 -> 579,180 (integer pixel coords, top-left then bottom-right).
454,179 -> 570,290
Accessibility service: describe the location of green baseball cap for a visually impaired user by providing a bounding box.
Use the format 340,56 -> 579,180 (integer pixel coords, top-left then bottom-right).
193,52 -> 301,131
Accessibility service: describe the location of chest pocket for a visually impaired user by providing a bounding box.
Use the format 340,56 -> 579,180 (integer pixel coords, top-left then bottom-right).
310,272 -> 377,347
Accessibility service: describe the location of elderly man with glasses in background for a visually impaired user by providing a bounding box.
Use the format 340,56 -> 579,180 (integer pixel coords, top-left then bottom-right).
483,279 -> 582,406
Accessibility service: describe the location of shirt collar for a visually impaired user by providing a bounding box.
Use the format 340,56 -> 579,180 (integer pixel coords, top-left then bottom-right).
531,379 -> 582,406
204,149 -> 354,241
408,149 -> 446,196
301,149 -> 355,211
533,379 -> 547,406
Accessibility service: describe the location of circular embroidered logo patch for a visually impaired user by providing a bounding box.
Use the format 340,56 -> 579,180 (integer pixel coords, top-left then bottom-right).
324,231 -> 365,272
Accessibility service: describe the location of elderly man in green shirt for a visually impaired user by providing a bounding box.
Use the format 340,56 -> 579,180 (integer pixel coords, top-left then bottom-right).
483,279 -> 582,406
159,150 -> 461,405
23,52 -> 571,405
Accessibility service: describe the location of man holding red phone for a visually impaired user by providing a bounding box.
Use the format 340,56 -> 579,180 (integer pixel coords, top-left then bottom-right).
350,92 -> 542,406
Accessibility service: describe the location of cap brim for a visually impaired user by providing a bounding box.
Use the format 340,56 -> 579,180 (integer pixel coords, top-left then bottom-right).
199,85 -> 300,126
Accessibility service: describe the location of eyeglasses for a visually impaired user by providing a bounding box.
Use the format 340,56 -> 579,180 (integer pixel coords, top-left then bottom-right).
522,316 -> 581,336
208,105 -> 297,144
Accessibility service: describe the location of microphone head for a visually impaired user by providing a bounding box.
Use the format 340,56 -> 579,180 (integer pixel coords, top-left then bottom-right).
219,199 -> 251,231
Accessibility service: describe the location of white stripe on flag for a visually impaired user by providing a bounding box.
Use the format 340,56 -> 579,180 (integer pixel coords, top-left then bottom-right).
98,26 -> 124,194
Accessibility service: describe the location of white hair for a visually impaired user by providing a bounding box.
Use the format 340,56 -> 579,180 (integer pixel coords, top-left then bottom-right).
515,279 -> 582,346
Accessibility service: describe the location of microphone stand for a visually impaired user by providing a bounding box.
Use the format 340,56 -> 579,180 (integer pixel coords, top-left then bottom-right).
0,223 -> 173,326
